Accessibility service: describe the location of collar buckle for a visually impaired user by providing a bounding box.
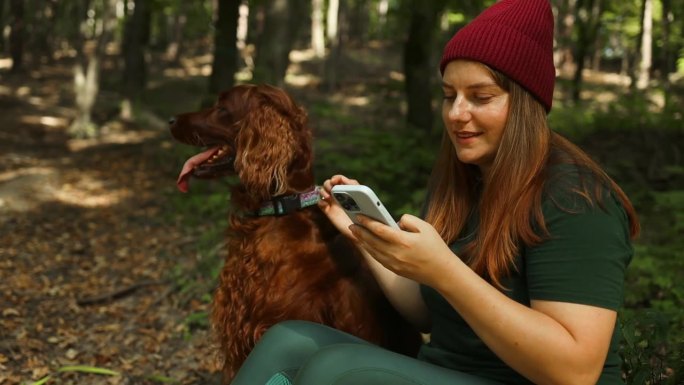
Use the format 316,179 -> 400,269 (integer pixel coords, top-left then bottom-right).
271,194 -> 302,216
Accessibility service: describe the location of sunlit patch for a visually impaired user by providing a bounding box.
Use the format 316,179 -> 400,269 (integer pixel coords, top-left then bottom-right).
20,115 -> 68,128
67,130 -> 158,152
0,167 -> 130,210
53,175 -> 131,207
0,58 -> 11,70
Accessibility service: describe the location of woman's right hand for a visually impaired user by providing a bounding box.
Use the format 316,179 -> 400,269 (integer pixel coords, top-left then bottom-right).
318,174 -> 360,238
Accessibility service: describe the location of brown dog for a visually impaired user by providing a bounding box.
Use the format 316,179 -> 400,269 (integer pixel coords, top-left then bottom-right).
169,84 -> 421,382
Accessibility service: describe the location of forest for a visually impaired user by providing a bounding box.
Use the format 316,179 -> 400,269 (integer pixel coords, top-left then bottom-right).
0,0 -> 682,384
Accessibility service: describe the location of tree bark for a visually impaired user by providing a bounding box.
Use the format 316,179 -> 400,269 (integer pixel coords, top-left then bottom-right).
323,0 -> 347,91
660,0 -> 673,107
571,0 -> 602,102
403,0 -> 446,132
252,0 -> 307,86
122,0 -> 152,104
636,0 -> 652,90
311,0 -> 325,58
9,0 -> 24,72
69,0 -> 115,138
209,0 -> 240,96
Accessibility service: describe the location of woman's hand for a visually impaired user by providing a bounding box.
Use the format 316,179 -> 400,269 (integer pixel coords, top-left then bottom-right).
350,213 -> 456,288
318,174 -> 360,238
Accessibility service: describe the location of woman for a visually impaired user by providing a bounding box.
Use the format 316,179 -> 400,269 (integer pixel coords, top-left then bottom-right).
231,0 -> 639,383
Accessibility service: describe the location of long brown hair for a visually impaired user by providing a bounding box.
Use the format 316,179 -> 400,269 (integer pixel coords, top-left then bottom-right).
425,66 -> 640,289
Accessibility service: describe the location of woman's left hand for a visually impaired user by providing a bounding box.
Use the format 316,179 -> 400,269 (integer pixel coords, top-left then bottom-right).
350,214 -> 457,287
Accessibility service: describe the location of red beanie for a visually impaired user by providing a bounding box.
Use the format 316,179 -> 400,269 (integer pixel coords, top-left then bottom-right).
440,0 -> 556,112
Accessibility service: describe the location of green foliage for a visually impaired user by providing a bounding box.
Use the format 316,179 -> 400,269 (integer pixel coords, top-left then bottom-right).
620,310 -> 684,385
312,101 -> 438,217
545,90 -> 684,383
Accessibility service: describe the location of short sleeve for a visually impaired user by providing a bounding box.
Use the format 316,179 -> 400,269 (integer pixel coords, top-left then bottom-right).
525,191 -> 633,310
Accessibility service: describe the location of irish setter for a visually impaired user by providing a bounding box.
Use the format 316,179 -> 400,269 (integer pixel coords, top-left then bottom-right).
169,84 -> 421,382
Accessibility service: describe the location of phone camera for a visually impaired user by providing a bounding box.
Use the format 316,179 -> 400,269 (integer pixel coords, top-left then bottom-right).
333,193 -> 360,211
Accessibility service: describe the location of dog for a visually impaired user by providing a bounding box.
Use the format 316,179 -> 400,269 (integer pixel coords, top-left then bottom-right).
169,84 -> 422,382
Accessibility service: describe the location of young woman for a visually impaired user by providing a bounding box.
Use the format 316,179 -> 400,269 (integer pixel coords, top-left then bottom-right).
230,0 -> 639,384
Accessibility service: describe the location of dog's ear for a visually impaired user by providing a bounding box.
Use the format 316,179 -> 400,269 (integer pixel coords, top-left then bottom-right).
234,104 -> 298,199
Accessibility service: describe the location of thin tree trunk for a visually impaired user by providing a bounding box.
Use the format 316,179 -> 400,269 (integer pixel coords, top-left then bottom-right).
323,0 -> 347,91
629,0 -> 647,90
403,0 -> 446,132
571,0 -> 602,102
9,0 -> 23,73
636,0 -> 652,90
165,5 -> 187,63
121,0 -> 151,115
553,0 -> 577,74
311,0 -> 325,58
69,56 -> 99,138
327,0 -> 339,42
69,0 -> 115,138
209,0 -> 240,97
0,0 -> 5,53
660,0 -> 673,107
252,0 -> 307,86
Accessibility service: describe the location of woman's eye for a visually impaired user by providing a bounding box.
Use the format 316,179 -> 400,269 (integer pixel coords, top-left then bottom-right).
474,94 -> 493,102
443,95 -> 456,101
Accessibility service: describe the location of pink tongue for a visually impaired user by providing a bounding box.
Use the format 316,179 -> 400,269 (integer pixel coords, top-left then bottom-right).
176,147 -> 220,193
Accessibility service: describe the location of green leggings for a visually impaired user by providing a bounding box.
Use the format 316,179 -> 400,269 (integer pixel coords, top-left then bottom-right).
230,320 -> 502,385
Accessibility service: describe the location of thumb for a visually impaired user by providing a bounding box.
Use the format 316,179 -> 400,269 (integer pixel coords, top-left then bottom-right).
398,214 -> 423,233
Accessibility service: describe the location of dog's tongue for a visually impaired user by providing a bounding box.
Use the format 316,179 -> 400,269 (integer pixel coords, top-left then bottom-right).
176,147 -> 220,193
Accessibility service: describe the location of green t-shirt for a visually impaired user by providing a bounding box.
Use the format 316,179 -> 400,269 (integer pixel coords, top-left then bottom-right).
417,171 -> 633,384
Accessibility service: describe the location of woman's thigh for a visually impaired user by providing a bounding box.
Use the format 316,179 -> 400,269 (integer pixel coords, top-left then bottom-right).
294,343 -> 502,385
231,320 -> 371,385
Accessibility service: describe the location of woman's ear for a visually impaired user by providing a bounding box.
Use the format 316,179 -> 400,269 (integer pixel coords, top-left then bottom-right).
234,105 -> 296,199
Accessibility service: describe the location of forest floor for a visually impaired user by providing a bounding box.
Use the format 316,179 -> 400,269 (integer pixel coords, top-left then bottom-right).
0,63 -> 223,385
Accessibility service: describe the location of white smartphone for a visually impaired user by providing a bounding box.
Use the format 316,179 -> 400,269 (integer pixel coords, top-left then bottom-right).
331,185 -> 399,229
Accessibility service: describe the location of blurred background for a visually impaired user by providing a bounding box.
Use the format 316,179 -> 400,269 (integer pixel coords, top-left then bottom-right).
0,0 -> 682,384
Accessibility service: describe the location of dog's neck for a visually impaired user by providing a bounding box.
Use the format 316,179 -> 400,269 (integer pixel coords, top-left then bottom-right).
253,187 -> 320,217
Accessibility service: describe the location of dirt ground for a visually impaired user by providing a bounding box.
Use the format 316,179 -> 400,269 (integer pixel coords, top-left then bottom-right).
0,67 -> 222,385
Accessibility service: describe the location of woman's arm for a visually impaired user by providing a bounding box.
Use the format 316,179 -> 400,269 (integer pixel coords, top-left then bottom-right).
318,175 -> 431,332
351,214 -> 615,385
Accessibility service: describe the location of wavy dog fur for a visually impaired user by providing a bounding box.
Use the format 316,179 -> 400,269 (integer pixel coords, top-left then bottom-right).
169,84 -> 421,383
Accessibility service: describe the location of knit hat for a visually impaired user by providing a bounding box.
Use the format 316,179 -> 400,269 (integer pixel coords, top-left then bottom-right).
440,0 -> 556,112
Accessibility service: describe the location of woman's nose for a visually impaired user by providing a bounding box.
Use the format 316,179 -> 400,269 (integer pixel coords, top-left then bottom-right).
447,97 -> 471,122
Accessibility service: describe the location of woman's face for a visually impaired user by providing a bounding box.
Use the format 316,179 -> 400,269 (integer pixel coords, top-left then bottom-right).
441,60 -> 510,176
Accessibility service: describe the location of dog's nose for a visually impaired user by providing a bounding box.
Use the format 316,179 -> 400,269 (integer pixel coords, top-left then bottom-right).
168,116 -> 176,126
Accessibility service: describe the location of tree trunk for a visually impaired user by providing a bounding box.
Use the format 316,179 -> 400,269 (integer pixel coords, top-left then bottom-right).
122,0 -> 151,110
69,56 -> 99,138
165,4 -> 187,63
554,0 -> 576,75
0,0 -> 5,53
636,0 -> 652,90
403,0 -> 446,132
347,0 -> 368,44
209,0 -> 240,97
327,0 -> 339,42
69,0 -> 115,138
660,0 -> 673,107
323,0 -> 347,91
311,0 -> 325,58
571,0 -> 602,102
252,0 -> 307,86
9,0 -> 23,73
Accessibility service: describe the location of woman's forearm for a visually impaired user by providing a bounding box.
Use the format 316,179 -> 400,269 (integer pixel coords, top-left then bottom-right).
359,247 -> 431,332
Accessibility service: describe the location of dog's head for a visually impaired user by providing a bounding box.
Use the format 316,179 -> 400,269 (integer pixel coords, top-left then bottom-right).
170,84 -> 313,202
